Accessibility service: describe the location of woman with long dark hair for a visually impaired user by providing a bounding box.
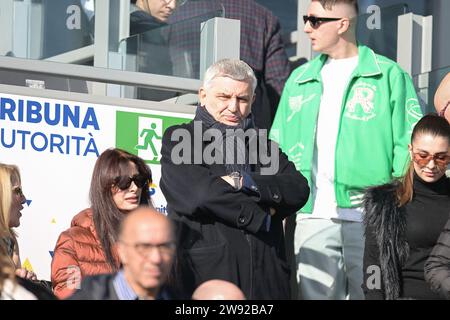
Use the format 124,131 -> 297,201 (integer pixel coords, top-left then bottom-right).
51,148 -> 152,299
362,114 -> 450,299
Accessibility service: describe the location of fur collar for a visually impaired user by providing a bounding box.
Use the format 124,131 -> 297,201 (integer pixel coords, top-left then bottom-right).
363,182 -> 409,300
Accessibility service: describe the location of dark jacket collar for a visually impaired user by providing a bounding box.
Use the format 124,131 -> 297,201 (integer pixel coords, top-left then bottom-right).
194,105 -> 255,132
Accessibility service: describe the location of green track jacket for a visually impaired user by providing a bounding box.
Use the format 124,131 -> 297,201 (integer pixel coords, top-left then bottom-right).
270,45 -> 422,213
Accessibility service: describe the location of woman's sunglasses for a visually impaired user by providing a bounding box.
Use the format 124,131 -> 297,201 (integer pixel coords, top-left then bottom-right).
303,15 -> 343,29
114,174 -> 149,190
412,152 -> 450,169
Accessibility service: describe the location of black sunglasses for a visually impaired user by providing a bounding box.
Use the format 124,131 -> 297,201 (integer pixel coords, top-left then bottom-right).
114,174 -> 149,190
303,15 -> 343,28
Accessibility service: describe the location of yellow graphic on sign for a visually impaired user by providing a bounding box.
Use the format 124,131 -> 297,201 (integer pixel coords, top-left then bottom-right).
51,218 -> 57,224
22,258 -> 34,272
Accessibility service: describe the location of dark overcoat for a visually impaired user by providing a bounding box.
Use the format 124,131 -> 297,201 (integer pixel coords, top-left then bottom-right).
160,121 -> 310,299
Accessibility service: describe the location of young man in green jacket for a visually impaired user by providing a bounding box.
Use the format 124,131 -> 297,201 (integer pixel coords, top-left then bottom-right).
270,0 -> 422,299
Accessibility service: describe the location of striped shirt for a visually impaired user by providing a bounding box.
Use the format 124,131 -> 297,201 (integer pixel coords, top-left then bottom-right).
112,270 -> 171,300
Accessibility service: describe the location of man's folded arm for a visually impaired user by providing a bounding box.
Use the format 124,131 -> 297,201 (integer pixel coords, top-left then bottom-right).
160,128 -> 268,233
249,148 -> 310,218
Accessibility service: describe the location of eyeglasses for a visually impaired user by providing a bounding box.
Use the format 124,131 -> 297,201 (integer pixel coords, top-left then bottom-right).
122,241 -> 176,257
162,0 -> 188,6
12,186 -> 25,198
412,152 -> 450,168
114,174 -> 149,190
303,15 -> 343,29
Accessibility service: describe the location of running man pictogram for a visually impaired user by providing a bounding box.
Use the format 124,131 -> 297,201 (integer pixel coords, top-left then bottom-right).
135,123 -> 162,161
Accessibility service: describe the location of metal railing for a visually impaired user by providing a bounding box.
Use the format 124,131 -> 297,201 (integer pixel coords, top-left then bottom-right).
0,55 -> 201,94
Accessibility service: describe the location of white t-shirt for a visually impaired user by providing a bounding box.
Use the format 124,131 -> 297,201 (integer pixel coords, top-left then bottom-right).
307,55 -> 363,222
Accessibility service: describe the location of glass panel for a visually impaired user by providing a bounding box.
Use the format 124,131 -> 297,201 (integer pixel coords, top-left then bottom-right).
117,3 -> 224,101
119,6 -> 223,79
168,2 -> 225,79
41,0 -> 94,59
0,69 -> 91,94
0,0 -> 94,60
118,1 -> 224,79
254,0 -> 298,58
358,0 -> 426,15
356,3 -> 409,61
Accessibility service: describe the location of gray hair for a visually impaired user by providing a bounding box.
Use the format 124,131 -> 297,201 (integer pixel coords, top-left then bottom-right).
203,59 -> 257,93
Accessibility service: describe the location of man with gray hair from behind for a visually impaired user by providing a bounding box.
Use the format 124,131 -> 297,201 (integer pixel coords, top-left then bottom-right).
160,58 -> 310,299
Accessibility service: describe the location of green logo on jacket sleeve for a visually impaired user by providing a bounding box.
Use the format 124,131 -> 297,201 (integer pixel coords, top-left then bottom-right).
406,98 -> 422,133
287,94 -> 317,122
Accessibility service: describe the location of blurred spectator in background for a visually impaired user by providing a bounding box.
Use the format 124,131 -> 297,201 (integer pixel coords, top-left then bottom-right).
51,148 -> 152,299
169,0 -> 291,129
220,0 -> 291,130
129,0 -> 187,101
424,93 -> 450,299
69,207 -> 176,300
434,72 -> 450,123
130,0 -> 187,34
425,217 -> 450,300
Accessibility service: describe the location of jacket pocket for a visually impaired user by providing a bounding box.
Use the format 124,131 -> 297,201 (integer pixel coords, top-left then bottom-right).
184,242 -> 234,285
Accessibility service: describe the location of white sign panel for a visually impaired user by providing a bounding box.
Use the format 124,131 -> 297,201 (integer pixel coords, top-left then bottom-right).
0,93 -> 193,280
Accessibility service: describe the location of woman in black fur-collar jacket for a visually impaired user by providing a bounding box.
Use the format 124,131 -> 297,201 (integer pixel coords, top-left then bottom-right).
362,114 -> 450,300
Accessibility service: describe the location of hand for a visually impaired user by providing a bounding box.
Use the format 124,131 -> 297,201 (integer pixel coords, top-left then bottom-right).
270,208 -> 276,216
15,268 -> 38,281
221,175 -> 243,187
221,175 -> 234,186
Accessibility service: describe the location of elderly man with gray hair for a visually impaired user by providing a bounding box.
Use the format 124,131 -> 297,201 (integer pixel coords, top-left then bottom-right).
160,59 -> 310,300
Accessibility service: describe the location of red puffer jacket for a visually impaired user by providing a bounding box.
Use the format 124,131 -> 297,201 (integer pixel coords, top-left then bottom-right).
51,208 -> 120,299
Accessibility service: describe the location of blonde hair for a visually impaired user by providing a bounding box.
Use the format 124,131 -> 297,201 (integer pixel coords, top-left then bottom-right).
0,242 -> 15,293
0,164 -> 21,243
